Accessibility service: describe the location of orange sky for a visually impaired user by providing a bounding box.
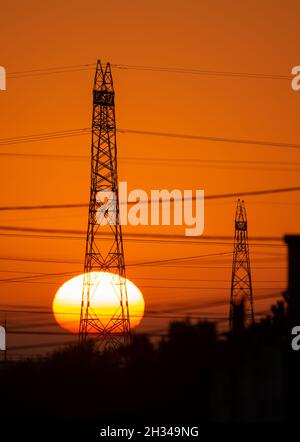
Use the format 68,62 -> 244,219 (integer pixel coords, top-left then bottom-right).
0,0 -> 299,354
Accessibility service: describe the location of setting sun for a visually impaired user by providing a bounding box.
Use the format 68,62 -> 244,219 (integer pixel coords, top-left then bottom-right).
53,272 -> 145,334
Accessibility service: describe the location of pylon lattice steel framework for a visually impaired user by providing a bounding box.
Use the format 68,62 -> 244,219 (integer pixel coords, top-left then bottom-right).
229,199 -> 254,330
79,60 -> 131,348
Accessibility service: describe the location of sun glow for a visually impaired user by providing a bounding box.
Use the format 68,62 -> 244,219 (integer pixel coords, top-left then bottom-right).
53,272 -> 145,333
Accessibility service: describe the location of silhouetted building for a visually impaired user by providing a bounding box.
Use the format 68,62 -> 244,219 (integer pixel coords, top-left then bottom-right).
284,235 -> 300,327
284,235 -> 300,422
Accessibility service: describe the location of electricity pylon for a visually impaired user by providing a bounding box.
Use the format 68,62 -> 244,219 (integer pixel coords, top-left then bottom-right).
229,199 -> 254,331
79,60 -> 131,348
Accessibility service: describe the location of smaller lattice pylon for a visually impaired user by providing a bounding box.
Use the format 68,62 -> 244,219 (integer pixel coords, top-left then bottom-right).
229,199 -> 254,331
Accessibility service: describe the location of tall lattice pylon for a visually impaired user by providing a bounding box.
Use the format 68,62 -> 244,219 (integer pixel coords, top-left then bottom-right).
79,60 -> 131,349
229,199 -> 254,331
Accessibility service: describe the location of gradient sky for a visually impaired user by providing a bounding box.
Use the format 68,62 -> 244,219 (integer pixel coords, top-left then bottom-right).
0,0 -> 299,354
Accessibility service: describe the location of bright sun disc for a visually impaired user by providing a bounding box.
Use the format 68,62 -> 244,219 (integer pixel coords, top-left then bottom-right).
53,272 -> 145,334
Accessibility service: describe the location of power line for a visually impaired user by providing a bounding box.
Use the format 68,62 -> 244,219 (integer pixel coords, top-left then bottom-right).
0,255 -> 81,264
0,271 -> 75,284
0,231 -> 286,249
122,157 -> 300,173
0,128 -> 89,147
128,252 -> 232,268
0,260 -> 285,270
0,310 -> 230,322
0,252 -> 235,277
1,301 -> 286,353
2,126 -> 300,150
0,275 -> 285,289
113,64 -> 290,81
6,62 -> 291,81
153,293 -> 284,314
0,203 -> 87,211
118,128 -> 300,150
8,63 -> 95,75
0,270 -> 76,276
0,272 -> 287,294
122,157 -> 300,168
0,271 -> 286,283
0,186 -> 298,213
0,270 -> 287,285
1,151 -> 300,174
0,225 -> 284,242
8,310 -> 270,331
130,265 -> 287,269
0,292 -> 283,320
0,291 -> 284,353
0,252 -> 286,268
0,252 -> 234,271
8,306 -> 277,353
